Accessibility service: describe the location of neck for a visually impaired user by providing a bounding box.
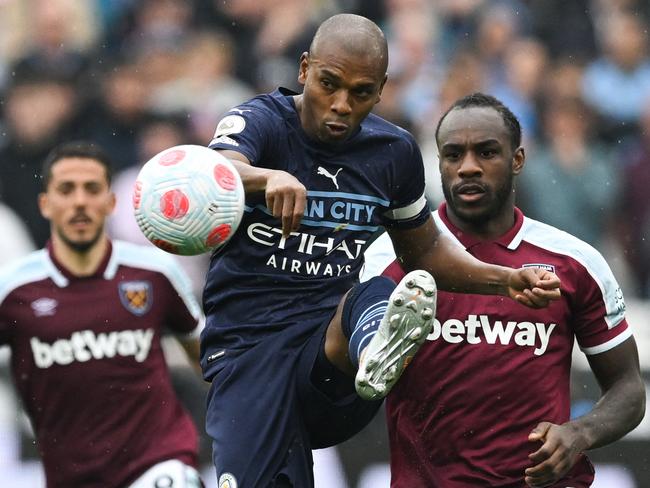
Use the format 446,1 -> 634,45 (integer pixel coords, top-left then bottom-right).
51,233 -> 109,277
293,94 -> 305,123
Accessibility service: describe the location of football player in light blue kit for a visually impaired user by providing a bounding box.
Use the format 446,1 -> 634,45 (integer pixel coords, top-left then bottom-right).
202,13 -> 561,488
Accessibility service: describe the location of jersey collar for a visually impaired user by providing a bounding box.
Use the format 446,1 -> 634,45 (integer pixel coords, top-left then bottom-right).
436,202 -> 526,250
46,240 -> 113,283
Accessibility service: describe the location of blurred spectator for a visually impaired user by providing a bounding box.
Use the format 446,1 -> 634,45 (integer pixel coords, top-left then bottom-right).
435,0 -> 486,61
206,0 -> 324,92
81,61 -> 153,172
108,114 -> 209,297
10,0 -> 96,86
370,71 -> 416,134
0,203 -> 35,264
489,37 -> 549,142
351,0 -> 387,23
591,0 -> 650,29
382,0 -> 441,132
115,0 -> 193,58
582,12 -> 650,144
428,50 -> 485,135
518,96 -> 621,248
543,58 -> 587,101
197,0 -> 263,89
528,0 -> 597,62
0,0 -> 98,90
618,102 -> 650,297
149,29 -> 255,141
0,70 -> 79,247
472,2 -> 528,90
252,0 -> 324,91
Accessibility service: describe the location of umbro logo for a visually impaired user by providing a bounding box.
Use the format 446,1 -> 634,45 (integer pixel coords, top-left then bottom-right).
317,166 -> 343,189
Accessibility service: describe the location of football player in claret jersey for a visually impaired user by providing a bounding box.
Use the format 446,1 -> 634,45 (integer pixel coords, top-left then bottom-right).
362,93 -> 646,487
0,142 -> 204,488
202,13 -> 563,488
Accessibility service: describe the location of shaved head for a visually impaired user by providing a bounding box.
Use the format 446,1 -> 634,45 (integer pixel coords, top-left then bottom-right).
310,14 -> 388,75
296,13 -> 389,144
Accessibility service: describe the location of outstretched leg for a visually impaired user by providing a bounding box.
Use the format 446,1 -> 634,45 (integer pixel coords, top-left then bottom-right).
323,270 -> 437,400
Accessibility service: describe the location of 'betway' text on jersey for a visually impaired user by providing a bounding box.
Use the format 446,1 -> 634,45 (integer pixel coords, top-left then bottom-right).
31,328 -> 155,367
428,315 -> 555,356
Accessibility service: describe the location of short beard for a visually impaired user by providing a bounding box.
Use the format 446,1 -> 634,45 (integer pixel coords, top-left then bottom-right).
443,170 -> 514,224
56,226 -> 103,254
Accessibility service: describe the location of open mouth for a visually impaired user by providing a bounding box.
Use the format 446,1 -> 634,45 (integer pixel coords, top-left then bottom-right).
455,183 -> 486,203
325,121 -> 349,136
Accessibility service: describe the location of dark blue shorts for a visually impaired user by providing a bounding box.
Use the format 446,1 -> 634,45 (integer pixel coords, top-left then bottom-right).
205,316 -> 382,487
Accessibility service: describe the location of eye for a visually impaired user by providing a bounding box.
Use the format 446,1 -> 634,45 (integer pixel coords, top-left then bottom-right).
354,87 -> 373,99
320,78 -> 334,90
57,183 -> 74,195
85,182 -> 104,195
443,151 -> 461,161
480,149 -> 498,158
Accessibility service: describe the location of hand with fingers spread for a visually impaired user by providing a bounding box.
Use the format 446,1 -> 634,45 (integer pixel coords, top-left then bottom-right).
508,268 -> 561,308
265,170 -> 307,237
525,422 -> 587,487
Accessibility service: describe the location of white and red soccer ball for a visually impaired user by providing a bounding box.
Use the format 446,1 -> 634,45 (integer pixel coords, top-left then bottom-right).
133,145 -> 245,255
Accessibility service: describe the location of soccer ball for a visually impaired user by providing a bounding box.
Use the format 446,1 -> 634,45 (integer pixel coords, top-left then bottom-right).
133,145 -> 245,256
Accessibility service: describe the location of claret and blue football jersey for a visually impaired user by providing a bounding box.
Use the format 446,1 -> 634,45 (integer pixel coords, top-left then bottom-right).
362,203 -> 631,487
203,88 -> 430,358
0,240 -> 202,488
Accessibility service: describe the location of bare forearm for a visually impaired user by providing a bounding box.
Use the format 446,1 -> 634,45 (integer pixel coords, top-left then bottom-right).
412,237 -> 510,294
219,149 -> 306,236
229,158 -> 275,193
572,338 -> 647,450
178,337 -> 203,376
569,376 -> 645,450
392,222 -> 511,295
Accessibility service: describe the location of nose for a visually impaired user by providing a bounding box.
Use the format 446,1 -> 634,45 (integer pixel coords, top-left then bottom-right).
331,90 -> 352,116
458,152 -> 483,178
72,188 -> 88,206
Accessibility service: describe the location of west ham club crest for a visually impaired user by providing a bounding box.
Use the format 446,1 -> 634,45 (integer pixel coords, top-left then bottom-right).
118,281 -> 153,316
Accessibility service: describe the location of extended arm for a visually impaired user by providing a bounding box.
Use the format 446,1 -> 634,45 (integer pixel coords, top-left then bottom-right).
525,336 -> 646,487
219,149 -> 306,237
388,217 -> 561,307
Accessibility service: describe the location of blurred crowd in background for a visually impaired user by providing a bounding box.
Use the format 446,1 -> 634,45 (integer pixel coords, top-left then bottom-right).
1,0 -> 650,299
1,0 -> 650,486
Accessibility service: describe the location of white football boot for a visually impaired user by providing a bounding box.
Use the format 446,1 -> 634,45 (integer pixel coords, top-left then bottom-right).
355,270 -> 436,401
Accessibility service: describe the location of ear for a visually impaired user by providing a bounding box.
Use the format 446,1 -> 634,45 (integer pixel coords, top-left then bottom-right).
512,147 -> 525,175
107,191 -> 117,215
109,191 -> 116,214
297,52 -> 309,85
38,192 -> 51,220
374,74 -> 388,104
